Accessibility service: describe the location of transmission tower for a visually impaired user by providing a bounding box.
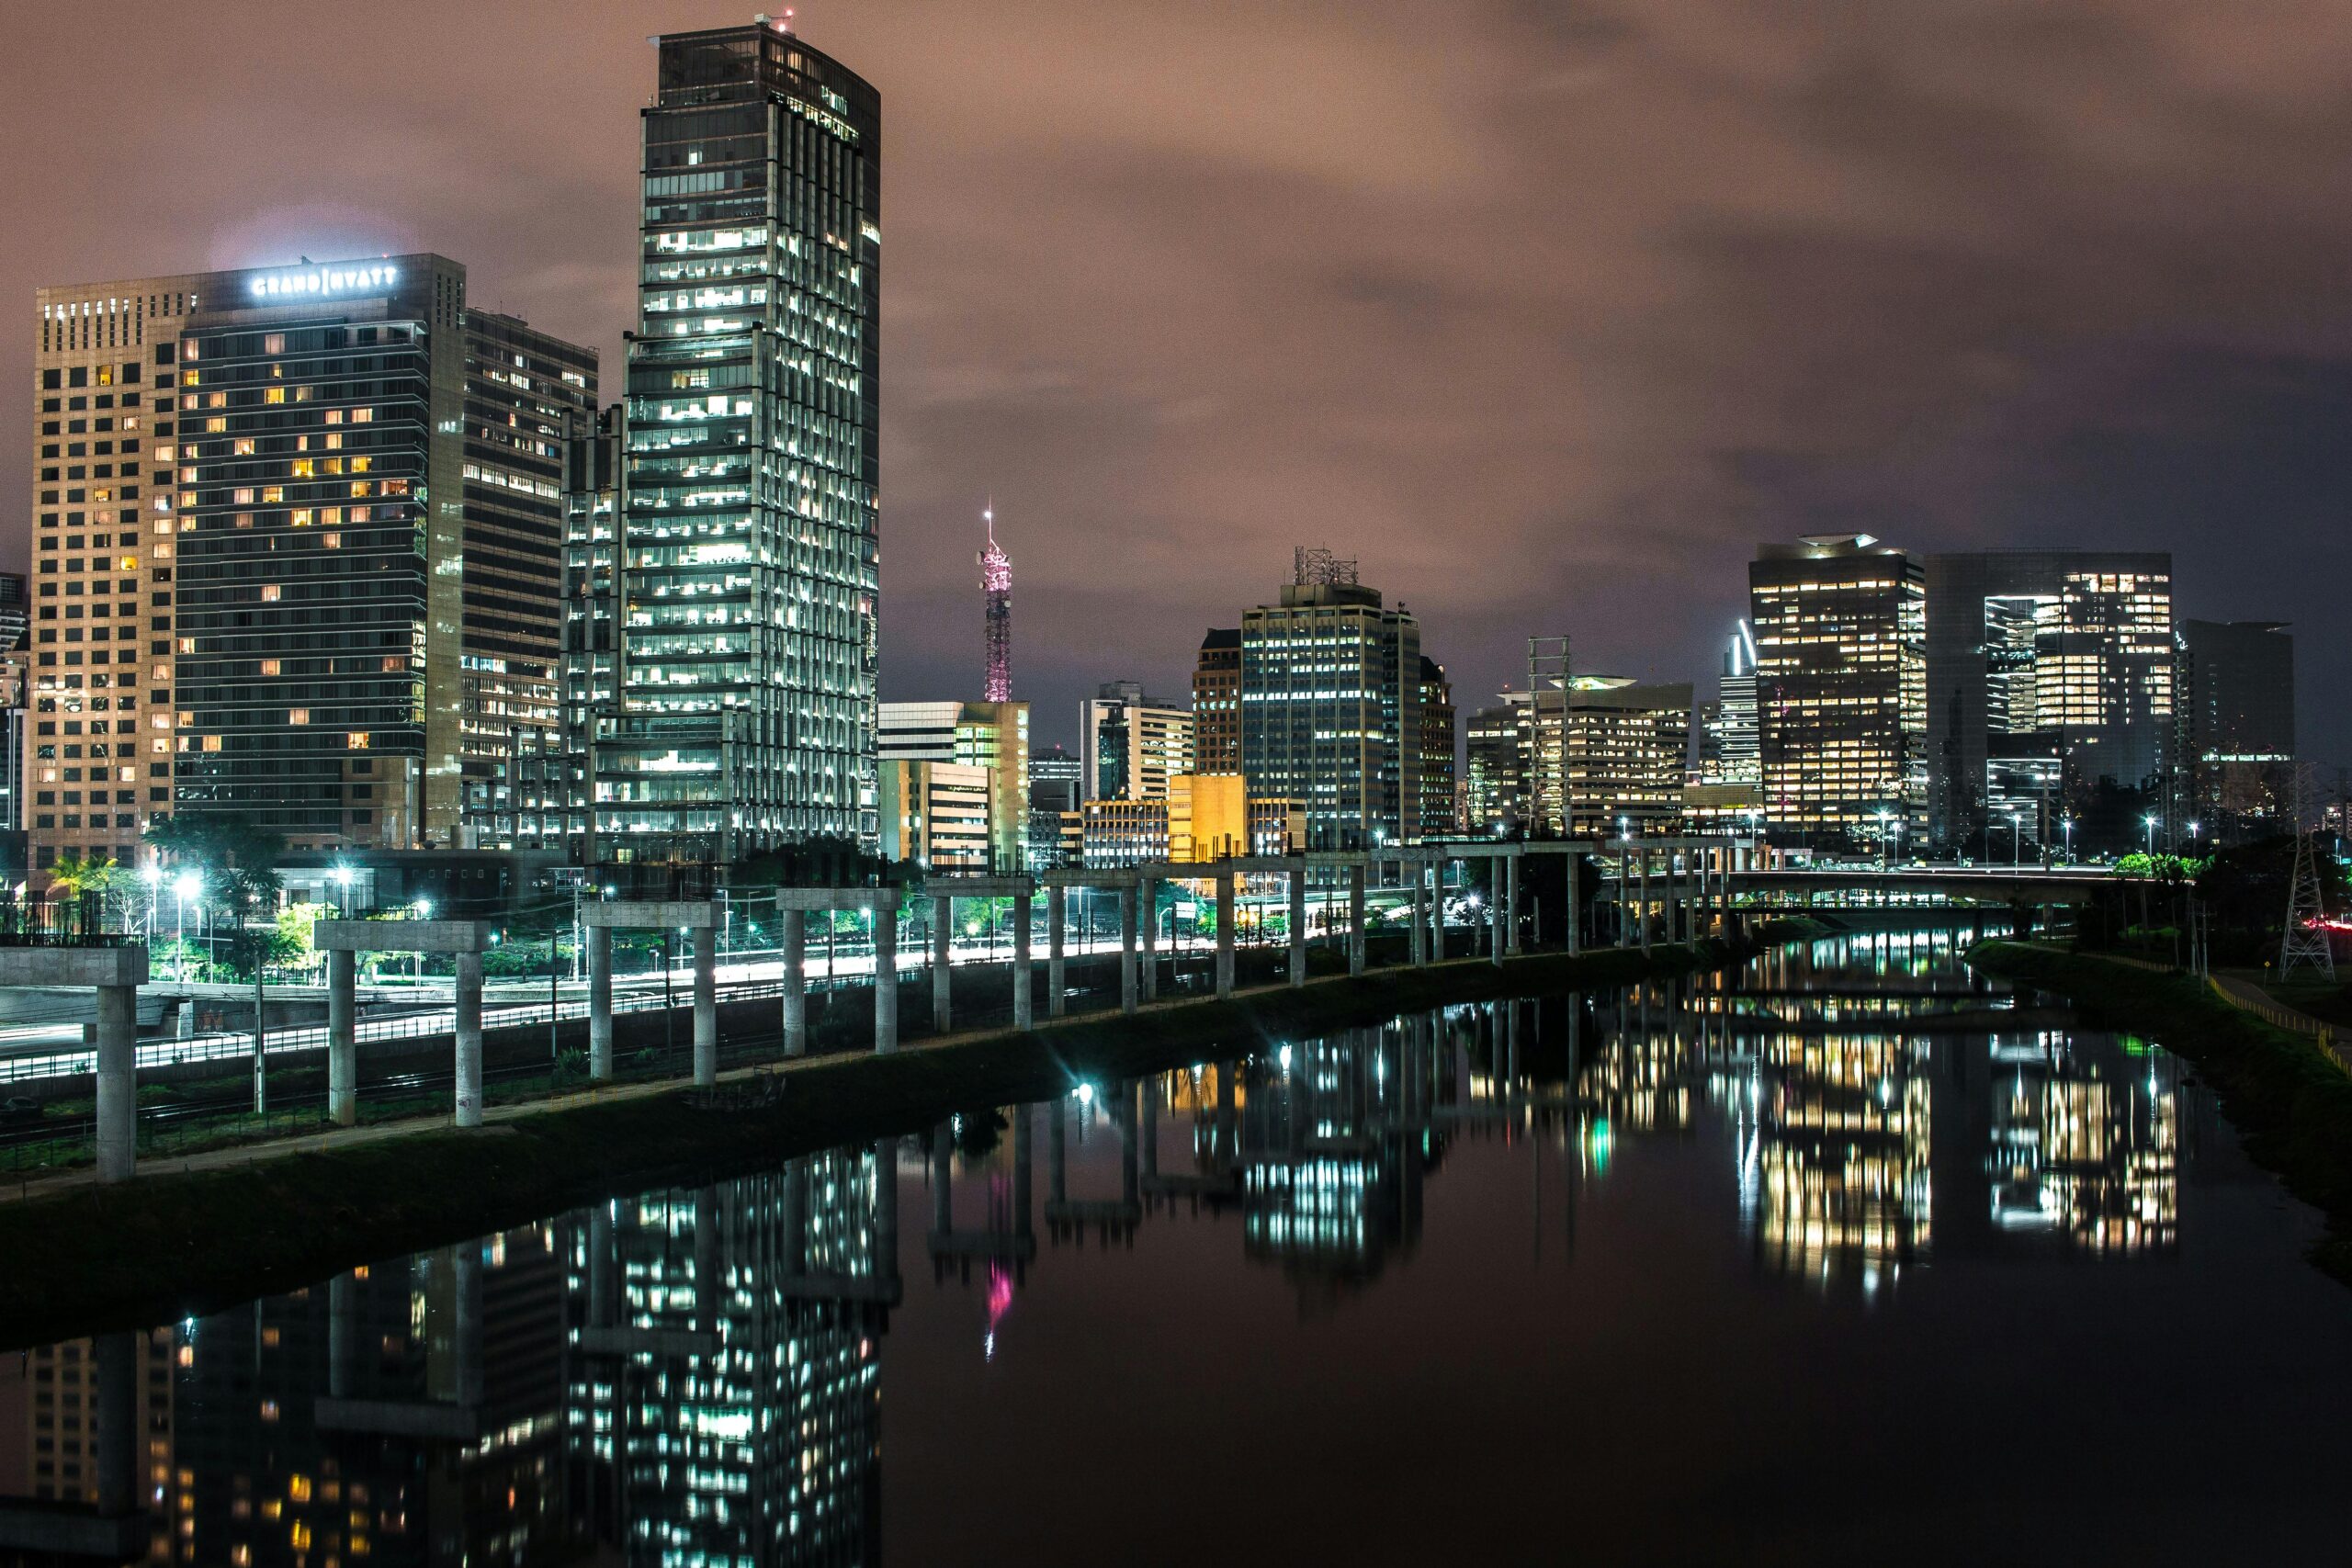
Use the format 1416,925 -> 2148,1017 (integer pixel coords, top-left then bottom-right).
1527,636 -> 1571,836
979,501 -> 1012,702
2279,763 -> 2336,981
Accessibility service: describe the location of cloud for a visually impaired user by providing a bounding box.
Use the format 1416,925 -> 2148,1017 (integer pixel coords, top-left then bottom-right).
5,0 -> 2349,765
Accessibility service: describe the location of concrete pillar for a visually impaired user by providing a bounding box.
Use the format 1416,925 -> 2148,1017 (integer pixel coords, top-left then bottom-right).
588,924 -> 615,1078
1288,868 -> 1308,987
1215,868 -> 1237,998
692,925 -> 718,1087
1047,885 -> 1068,1018
1490,856 -> 1506,966
1409,873 -> 1428,967
874,901 -> 899,1054
1348,861 -> 1367,976
1012,889 -> 1035,1030
932,894 -> 953,1034
781,915 -> 807,1057
327,947 -> 357,1125
454,950 -> 483,1128
1139,877 -> 1159,999
1119,885 -> 1139,1015
1505,853 -> 1522,956
94,982 -> 138,1184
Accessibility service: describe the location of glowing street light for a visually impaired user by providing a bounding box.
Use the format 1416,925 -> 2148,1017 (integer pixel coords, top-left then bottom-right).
2143,814 -> 2158,858
2007,811 -> 2023,869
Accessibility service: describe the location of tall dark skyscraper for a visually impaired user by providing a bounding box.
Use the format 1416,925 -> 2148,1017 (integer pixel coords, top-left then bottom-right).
602,19 -> 882,863
2177,618 -> 2295,838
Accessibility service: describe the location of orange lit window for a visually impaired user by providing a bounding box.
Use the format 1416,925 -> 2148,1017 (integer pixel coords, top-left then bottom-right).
288,708 -> 309,726
260,660 -> 280,676
346,731 -> 371,750
260,584 -> 280,602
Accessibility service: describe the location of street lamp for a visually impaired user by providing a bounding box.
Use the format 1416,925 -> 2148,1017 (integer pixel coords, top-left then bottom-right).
141,863 -> 161,942
2062,816 -> 2075,862
2007,812 -> 2023,869
2143,814 -> 2158,859
412,898 -> 432,987
173,872 -> 202,984
1876,809 -> 1893,873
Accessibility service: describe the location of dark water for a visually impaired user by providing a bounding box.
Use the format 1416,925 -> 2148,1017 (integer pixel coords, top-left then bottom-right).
6,931 -> 2350,1566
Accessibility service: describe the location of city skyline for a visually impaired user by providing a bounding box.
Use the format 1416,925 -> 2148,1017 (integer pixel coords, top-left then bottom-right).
3,2 -> 2343,770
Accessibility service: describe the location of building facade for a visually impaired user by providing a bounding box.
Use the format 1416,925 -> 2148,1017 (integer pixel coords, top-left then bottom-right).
27,270 -> 208,874
1464,702 -> 1523,832
1080,681 -> 1193,802
876,700 -> 1029,872
600,20 -> 882,862
1417,654 -> 1456,838
1192,628 -> 1242,774
1923,550 -> 2173,854
1750,535 -> 1926,850
458,312 -> 597,840
2177,618 -> 2294,840
1238,558 -> 1422,851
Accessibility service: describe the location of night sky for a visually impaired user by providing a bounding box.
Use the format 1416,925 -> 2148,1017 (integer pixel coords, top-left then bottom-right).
6,2 -> 2346,765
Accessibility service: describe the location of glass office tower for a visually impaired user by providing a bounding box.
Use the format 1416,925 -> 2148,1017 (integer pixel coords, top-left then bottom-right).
604,20 -> 882,863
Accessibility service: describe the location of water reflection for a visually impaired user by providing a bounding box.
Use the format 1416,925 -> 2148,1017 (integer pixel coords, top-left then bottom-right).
0,931 -> 2205,1563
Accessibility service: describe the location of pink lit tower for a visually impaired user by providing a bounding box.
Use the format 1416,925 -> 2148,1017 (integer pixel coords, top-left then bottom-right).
980,501 -> 1012,701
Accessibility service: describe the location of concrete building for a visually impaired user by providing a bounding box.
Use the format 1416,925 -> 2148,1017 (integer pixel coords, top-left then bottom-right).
2177,619 -> 2294,840
1417,654 -> 1457,838
1464,701 -> 1524,832
1923,550 -> 2174,853
27,268 -> 208,874
1026,742 -> 1081,870
1193,628 -> 1242,774
1750,534 -> 1926,850
877,758 -> 991,869
1081,775 -> 1303,868
598,19 -> 882,862
1080,681 -> 1192,802
1239,551 -> 1422,850
457,311 -> 597,840
877,701 -> 1028,872
27,258 -> 598,872
1699,620 -> 1759,786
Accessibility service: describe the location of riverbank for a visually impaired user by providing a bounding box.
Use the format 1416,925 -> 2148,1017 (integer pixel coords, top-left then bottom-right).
1968,941 -> 2352,1285
0,929 -> 1812,1348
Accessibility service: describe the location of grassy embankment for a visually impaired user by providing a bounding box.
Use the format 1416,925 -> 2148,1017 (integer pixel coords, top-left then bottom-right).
1969,941 -> 2352,1285
0,927 -> 1817,1348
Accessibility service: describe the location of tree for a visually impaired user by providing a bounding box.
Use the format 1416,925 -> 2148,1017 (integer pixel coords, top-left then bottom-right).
144,817 -> 288,979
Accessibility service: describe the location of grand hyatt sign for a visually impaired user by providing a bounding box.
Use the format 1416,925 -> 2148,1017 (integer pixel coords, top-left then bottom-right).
246,262 -> 401,300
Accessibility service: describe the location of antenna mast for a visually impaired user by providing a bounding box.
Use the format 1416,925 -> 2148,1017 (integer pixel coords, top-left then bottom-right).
2280,763 -> 2336,980
980,500 -> 1012,703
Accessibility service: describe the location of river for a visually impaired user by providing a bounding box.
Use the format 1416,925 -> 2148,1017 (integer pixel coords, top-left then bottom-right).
4,929 -> 2346,1565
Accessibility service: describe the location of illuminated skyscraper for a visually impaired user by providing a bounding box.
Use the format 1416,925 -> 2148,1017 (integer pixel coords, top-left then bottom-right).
1238,550 -> 1422,850
1749,534 -> 1926,850
1923,550 -> 2173,853
602,18 -> 882,862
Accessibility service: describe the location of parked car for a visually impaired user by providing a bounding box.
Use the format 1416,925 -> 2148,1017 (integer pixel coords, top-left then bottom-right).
0,1097 -> 43,1127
